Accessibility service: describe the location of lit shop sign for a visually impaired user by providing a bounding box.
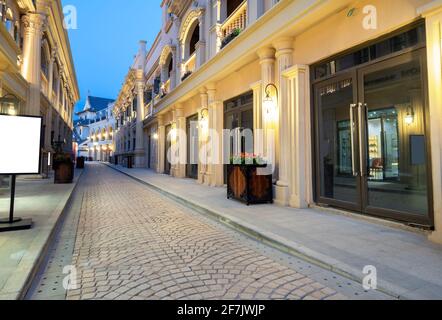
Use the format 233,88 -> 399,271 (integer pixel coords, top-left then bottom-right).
0,114 -> 43,175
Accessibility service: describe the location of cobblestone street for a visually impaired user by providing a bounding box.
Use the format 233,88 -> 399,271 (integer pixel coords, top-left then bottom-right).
27,163 -> 390,300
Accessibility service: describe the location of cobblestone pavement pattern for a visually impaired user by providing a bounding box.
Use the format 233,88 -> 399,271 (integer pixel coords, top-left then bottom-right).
28,163 -> 391,300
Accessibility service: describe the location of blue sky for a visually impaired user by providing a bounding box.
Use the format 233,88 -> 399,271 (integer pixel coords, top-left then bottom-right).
62,0 -> 162,115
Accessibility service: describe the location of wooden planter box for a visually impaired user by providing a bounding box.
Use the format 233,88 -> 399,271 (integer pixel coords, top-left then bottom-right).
227,164 -> 273,205
54,161 -> 74,184
76,157 -> 85,169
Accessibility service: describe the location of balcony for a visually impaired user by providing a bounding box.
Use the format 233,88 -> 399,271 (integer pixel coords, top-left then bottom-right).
41,73 -> 48,96
220,1 -> 247,49
182,52 -> 196,80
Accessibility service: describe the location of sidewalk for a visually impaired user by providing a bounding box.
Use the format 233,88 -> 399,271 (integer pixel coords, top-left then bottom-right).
0,171 -> 83,300
107,163 -> 442,300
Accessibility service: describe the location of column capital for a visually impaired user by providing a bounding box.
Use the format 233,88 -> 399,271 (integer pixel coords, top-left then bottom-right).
274,37 -> 294,58
22,12 -> 47,37
257,47 -> 276,62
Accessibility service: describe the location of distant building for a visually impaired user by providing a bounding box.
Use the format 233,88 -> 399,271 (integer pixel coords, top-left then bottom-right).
73,95 -> 115,161
0,0 -> 79,176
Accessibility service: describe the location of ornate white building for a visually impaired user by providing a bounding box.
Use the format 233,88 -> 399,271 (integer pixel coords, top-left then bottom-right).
0,0 -> 79,175
114,0 -> 442,245
73,95 -> 115,161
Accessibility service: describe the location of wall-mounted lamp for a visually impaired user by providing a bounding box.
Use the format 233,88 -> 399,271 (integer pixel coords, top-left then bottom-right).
263,83 -> 278,118
153,133 -> 159,140
170,122 -> 177,141
405,106 -> 415,126
200,108 -> 209,132
0,94 -> 20,116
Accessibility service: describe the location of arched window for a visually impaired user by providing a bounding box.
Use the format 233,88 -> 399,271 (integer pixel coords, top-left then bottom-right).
166,53 -> 173,79
53,62 -> 59,92
226,0 -> 243,18
188,23 -> 199,57
41,45 -> 49,78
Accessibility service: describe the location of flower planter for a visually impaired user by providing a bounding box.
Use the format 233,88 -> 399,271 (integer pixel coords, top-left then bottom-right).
54,154 -> 74,184
76,157 -> 85,169
227,164 -> 273,205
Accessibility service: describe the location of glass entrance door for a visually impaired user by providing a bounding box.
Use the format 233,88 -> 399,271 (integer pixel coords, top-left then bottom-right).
314,49 -> 432,226
358,49 -> 431,225
165,124 -> 171,175
314,74 -> 362,212
186,114 -> 199,179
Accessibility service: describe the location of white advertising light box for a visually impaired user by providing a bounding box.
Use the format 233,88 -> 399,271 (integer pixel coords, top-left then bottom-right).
0,115 -> 42,175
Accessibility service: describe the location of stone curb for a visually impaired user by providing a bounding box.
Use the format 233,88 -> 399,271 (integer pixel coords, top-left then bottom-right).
106,164 -> 406,300
0,170 -> 85,300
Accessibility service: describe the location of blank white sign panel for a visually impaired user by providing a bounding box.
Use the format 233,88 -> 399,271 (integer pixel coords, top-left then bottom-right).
0,115 -> 42,175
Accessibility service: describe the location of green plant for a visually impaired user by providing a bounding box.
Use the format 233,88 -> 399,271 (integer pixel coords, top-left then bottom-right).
221,28 -> 242,49
230,153 -> 266,165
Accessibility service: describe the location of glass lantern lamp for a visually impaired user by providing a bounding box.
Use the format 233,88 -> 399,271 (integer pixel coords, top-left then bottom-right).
0,94 -> 20,116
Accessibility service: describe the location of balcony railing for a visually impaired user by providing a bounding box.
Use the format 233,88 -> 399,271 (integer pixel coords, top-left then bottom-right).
182,52 -> 196,76
220,1 -> 247,46
41,73 -> 48,96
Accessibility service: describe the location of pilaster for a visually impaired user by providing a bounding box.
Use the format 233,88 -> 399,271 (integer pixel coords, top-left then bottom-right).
420,5 -> 442,244
274,38 -> 294,206
134,69 -> 146,168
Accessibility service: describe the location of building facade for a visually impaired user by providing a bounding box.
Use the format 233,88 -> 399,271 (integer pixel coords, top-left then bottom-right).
114,0 -> 442,244
74,95 -> 116,161
0,0 -> 79,176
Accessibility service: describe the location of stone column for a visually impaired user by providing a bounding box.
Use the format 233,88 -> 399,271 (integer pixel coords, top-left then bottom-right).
283,65 -> 313,209
175,105 -> 186,178
257,47 -> 276,180
207,83 -> 223,187
274,38 -> 294,206
197,11 -> 206,68
247,0 -> 264,24
21,11 -> 47,115
420,4 -> 442,244
134,69 -> 146,168
157,115 -> 166,174
199,88 -> 208,184
170,46 -> 177,90
251,81 -> 263,156
45,50 -> 56,150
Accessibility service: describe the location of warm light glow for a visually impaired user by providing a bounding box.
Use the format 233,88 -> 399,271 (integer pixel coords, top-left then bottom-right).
263,83 -> 278,122
263,95 -> 275,116
153,133 -> 159,140
170,123 -> 177,141
8,105 -> 17,116
405,113 -> 414,125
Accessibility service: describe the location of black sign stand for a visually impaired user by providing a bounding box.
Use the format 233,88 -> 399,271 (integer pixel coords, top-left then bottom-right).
0,175 -> 33,232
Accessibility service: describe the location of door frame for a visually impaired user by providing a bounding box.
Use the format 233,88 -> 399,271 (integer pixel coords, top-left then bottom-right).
313,70 -> 362,213
313,48 -> 434,227
357,48 -> 433,226
186,113 -> 199,179
164,124 -> 172,175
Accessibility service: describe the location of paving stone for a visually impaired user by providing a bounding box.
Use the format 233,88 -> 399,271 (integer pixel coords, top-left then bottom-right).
27,164 -> 392,300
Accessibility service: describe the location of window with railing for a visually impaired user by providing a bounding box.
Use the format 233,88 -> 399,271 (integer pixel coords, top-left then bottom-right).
221,0 -> 247,49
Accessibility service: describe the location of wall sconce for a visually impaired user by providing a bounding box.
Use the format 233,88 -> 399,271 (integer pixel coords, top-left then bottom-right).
153,133 -> 159,140
405,107 -> 415,126
200,108 -> 209,132
263,83 -> 278,119
170,122 -> 177,141
0,94 -> 20,116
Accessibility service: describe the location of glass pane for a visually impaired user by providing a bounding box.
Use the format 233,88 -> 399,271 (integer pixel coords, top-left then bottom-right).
317,78 -> 359,204
364,57 -> 429,216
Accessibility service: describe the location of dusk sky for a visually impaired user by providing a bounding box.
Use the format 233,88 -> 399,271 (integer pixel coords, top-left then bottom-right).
62,0 -> 162,115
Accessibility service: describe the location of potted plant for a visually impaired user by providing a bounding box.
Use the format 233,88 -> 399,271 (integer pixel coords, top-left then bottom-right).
54,153 -> 74,184
221,28 -> 242,49
227,153 -> 273,205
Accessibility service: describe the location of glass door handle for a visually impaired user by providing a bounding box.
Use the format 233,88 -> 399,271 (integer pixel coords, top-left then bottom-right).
350,103 -> 358,177
358,103 -> 368,177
